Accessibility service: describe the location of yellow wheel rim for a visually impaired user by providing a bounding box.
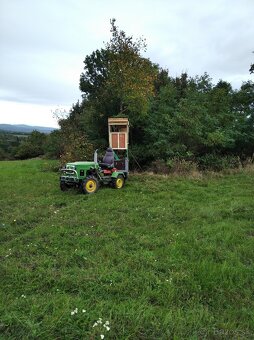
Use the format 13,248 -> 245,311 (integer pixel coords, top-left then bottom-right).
116,178 -> 123,189
85,179 -> 96,193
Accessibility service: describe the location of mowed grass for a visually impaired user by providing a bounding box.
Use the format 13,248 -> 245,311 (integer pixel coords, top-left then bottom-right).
0,159 -> 254,339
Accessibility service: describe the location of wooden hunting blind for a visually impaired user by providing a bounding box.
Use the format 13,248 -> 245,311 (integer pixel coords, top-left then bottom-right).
108,117 -> 129,150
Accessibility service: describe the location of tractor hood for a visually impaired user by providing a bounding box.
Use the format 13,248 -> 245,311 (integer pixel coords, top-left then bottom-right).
66,161 -> 96,167
64,161 -> 99,171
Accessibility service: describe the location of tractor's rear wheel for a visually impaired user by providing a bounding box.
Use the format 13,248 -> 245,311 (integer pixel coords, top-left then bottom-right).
82,176 -> 99,194
112,175 -> 125,189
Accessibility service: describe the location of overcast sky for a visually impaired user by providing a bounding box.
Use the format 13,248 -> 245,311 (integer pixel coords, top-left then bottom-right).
0,0 -> 253,128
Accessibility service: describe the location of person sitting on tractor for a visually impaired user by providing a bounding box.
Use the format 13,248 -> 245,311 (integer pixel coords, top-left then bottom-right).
99,147 -> 114,169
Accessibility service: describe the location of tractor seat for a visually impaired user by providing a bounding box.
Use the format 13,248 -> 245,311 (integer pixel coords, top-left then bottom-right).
99,163 -> 114,169
99,147 -> 114,169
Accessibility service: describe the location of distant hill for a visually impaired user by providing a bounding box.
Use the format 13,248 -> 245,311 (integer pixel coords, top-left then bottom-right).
0,124 -> 57,134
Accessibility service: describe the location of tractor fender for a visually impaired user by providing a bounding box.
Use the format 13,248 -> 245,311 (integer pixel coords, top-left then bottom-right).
111,171 -> 124,179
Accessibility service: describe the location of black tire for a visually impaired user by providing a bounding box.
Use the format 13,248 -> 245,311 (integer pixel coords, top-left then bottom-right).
82,176 -> 99,194
112,175 -> 125,189
60,181 -> 68,191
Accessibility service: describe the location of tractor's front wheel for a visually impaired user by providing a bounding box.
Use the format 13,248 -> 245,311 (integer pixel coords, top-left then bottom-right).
82,176 -> 99,194
60,181 -> 68,191
112,175 -> 125,189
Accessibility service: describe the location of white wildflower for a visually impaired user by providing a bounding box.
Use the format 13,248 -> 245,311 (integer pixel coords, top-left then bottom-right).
93,322 -> 98,328
71,308 -> 78,315
82,309 -> 86,313
105,321 -> 110,325
100,335 -> 104,339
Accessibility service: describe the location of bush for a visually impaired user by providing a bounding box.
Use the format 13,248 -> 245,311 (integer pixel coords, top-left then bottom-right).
148,158 -> 198,175
41,161 -> 60,172
149,159 -> 170,174
167,158 -> 198,174
147,155 -> 242,174
198,154 -> 241,171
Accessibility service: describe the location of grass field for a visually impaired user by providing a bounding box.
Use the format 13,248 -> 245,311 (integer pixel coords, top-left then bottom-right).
0,159 -> 254,339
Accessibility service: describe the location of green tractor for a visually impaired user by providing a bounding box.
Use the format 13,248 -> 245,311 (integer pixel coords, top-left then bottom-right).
60,117 -> 129,194
60,148 -> 128,194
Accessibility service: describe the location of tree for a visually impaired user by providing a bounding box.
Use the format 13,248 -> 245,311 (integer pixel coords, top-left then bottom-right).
144,73 -> 238,166
57,103 -> 94,164
80,49 -> 111,100
44,130 -> 62,159
249,51 -> 254,74
79,19 -> 158,137
232,80 -> 254,157
144,82 -> 179,162
104,19 -> 158,118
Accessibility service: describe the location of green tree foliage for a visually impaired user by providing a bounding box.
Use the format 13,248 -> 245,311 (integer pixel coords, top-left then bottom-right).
104,19 -> 157,118
80,19 -> 157,119
44,130 -> 62,159
232,81 -> 254,157
78,19 -> 158,147
58,104 -> 94,165
15,131 -> 46,159
249,52 -> 254,74
0,132 -> 25,160
1,130 -> 62,161
0,144 -> 8,160
144,74 -> 249,167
